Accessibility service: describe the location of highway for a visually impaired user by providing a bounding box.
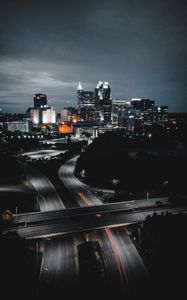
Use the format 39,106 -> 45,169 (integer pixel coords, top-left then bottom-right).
58,155 -> 171,207
18,159 -> 73,298
7,205 -> 187,239
19,161 -> 65,211
58,157 -> 152,298
13,196 -> 172,224
89,227 -> 151,298
37,234 -> 81,298
15,155 -> 185,299
20,149 -> 66,160
59,156 -> 102,206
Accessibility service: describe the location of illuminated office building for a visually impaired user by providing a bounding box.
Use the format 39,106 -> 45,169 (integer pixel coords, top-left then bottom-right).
77,82 -> 95,121
111,99 -> 131,125
42,107 -> 56,124
95,81 -> 112,124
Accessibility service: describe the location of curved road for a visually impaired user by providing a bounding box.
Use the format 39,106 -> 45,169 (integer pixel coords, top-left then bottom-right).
59,156 -> 102,206
22,155 -> 152,299
19,160 -> 73,298
17,155 -> 153,299
59,156 -> 169,209
20,162 -> 65,211
58,156 -> 151,298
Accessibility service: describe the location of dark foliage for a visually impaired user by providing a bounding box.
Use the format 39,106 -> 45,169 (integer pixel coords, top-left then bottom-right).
140,213 -> 187,299
0,154 -> 21,183
0,232 -> 37,300
75,131 -> 187,201
76,131 -> 129,187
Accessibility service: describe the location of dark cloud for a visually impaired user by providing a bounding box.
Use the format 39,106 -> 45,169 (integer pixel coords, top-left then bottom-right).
0,0 -> 187,113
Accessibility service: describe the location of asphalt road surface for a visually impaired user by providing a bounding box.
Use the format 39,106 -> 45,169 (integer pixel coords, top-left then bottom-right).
19,155 -> 174,299
20,162 -> 65,211
59,156 -> 102,206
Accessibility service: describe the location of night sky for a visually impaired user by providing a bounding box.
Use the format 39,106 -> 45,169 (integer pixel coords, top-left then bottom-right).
0,0 -> 187,113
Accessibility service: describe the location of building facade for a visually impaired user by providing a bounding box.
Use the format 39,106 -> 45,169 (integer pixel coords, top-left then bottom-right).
33,93 -> 47,108
111,99 -> 131,126
5,120 -> 32,132
95,81 -> 112,124
42,107 -> 56,124
77,82 -> 95,122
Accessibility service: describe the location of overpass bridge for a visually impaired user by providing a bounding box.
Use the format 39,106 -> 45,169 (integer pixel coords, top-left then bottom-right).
3,201 -> 187,239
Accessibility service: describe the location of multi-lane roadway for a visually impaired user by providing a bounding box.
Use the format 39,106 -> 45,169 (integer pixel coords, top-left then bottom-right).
12,154 -> 185,299
58,156 -> 152,298
19,161 -> 65,211
59,156 -> 102,206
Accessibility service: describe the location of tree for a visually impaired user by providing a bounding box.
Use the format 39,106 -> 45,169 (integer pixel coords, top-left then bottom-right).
1,209 -> 14,226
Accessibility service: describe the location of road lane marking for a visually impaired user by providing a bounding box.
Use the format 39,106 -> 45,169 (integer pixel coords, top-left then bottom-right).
78,192 -> 92,206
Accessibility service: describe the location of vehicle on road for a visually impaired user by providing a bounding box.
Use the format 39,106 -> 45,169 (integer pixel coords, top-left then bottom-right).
77,241 -> 106,283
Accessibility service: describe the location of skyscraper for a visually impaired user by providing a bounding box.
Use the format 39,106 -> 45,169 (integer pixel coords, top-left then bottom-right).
29,93 -> 56,125
34,93 -> 47,108
77,82 -> 83,107
95,81 -> 112,124
95,81 -> 111,101
111,99 -> 131,126
77,82 -> 95,121
131,98 -> 155,111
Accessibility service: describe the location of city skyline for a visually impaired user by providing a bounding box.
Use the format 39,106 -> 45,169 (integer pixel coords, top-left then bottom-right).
0,0 -> 187,113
